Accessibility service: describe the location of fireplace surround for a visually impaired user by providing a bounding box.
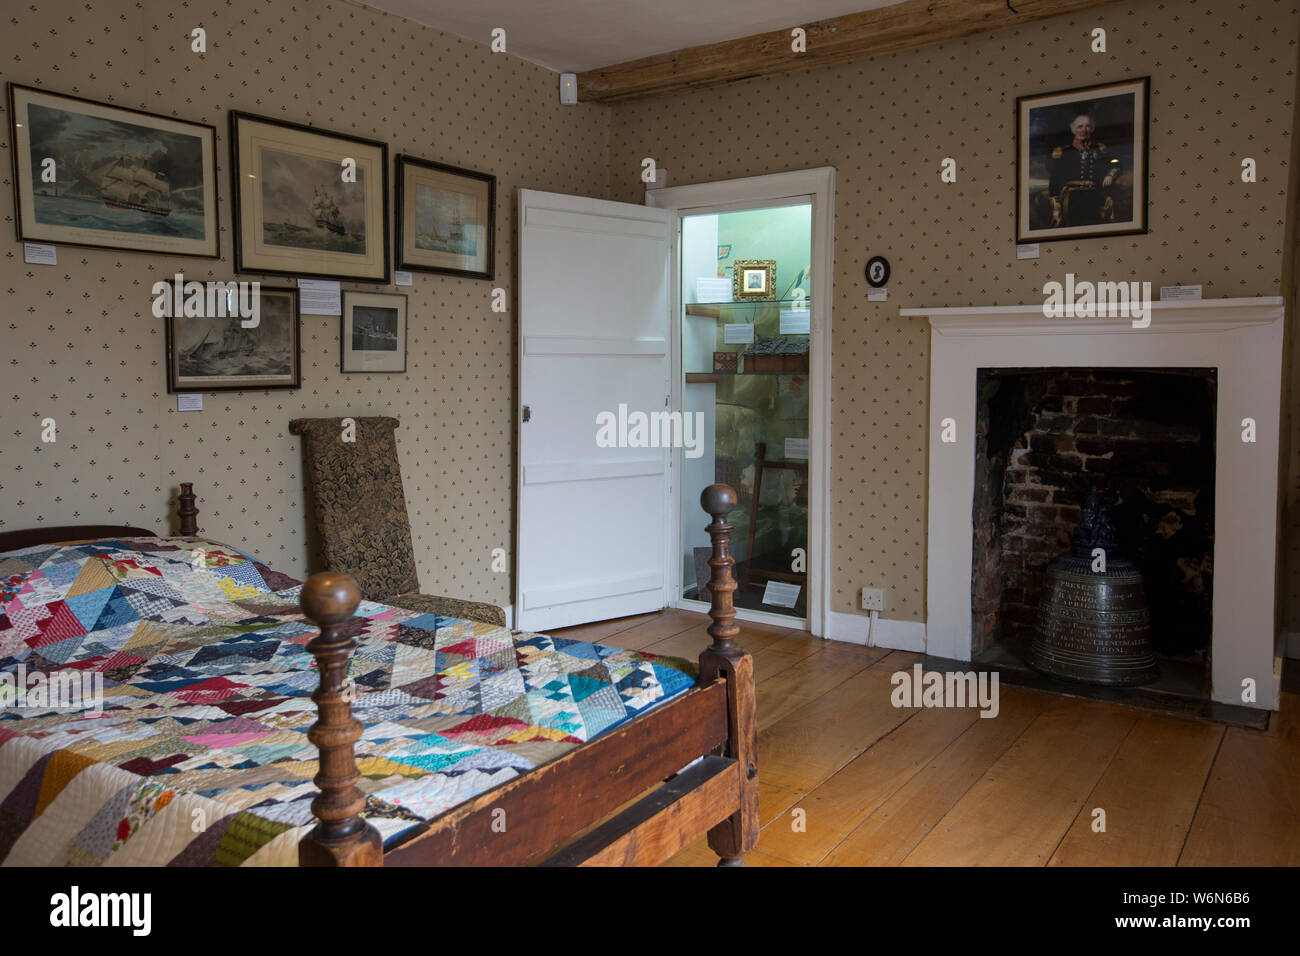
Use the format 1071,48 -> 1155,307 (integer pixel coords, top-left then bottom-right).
900,297 -> 1285,711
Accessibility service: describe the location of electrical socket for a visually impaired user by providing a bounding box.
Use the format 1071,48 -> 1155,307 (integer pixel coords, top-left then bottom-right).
861,587 -> 886,612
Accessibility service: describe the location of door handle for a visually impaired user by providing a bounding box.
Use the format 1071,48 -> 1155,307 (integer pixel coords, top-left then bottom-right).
522,405 -> 531,422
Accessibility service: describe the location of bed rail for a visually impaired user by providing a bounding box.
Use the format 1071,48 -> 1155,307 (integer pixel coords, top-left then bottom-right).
296,483 -> 758,867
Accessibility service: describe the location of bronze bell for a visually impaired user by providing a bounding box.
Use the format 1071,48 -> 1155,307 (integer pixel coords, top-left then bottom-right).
1028,487 -> 1158,686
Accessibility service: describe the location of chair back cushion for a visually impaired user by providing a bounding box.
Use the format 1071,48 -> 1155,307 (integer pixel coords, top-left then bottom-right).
289,416 -> 419,598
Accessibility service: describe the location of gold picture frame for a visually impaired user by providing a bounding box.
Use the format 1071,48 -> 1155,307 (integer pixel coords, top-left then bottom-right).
733,259 -> 776,301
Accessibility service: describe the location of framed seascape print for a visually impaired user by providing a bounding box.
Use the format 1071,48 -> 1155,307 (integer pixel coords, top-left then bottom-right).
230,112 -> 389,282
7,84 -> 219,257
165,286 -> 301,392
395,155 -> 495,279
342,291 -> 407,373
1016,77 -> 1149,243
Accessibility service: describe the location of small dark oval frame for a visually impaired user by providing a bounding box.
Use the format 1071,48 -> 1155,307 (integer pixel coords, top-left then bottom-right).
865,256 -> 890,288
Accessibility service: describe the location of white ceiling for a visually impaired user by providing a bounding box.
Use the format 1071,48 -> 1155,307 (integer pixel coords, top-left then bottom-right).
358,0 -> 906,73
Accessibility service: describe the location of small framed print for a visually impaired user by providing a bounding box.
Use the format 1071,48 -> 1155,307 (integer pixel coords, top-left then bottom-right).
395,155 -> 495,279
166,286 -> 300,392
342,291 -> 407,373
8,84 -> 219,258
1016,77 -> 1149,243
865,256 -> 890,287
733,259 -> 776,301
230,111 -> 389,282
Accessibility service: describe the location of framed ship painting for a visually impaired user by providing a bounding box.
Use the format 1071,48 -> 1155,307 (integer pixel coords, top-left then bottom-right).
1016,77 -> 1149,243
165,286 -> 301,392
395,155 -> 494,279
230,112 -> 389,282
341,291 -> 407,373
7,84 -> 219,258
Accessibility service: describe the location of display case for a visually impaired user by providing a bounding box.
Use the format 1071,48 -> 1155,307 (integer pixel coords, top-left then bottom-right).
680,205 -> 812,619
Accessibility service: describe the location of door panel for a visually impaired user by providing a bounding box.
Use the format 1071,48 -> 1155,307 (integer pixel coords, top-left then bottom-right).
516,189 -> 672,632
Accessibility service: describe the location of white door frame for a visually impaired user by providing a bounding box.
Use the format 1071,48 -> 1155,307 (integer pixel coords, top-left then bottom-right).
647,167 -> 836,637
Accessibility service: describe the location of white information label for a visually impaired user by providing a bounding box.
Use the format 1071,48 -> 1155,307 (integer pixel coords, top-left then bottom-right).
298,279 -> 342,315
1160,285 -> 1202,301
784,437 -> 809,460
24,242 -> 57,265
761,580 -> 802,609
394,271 -> 413,286
779,309 -> 811,335
723,323 -> 755,344
177,393 -> 203,412
867,287 -> 888,302
695,277 -> 732,303
1017,243 -> 1040,259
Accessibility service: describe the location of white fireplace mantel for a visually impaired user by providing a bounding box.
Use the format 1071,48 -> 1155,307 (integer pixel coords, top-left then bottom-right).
899,297 -> 1286,710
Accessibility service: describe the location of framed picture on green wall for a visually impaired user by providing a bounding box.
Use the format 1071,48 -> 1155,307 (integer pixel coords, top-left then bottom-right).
733,259 -> 776,301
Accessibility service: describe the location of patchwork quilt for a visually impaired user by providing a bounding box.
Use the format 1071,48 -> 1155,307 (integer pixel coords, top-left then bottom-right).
0,537 -> 696,866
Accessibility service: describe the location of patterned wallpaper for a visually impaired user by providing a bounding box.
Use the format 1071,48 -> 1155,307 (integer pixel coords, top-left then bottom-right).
609,0 -> 1300,625
0,0 -> 612,609
4,0 -> 1299,633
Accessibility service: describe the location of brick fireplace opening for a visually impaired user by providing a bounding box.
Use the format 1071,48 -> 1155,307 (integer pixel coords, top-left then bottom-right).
971,367 -> 1217,696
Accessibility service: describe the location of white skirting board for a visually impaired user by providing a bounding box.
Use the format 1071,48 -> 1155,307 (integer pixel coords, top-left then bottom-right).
825,611 -> 927,653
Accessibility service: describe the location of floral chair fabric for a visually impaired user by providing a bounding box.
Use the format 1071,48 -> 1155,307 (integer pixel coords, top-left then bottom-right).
288,416 -> 506,626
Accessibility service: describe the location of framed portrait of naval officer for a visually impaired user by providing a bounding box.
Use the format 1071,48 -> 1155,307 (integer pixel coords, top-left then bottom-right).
1016,77 -> 1149,243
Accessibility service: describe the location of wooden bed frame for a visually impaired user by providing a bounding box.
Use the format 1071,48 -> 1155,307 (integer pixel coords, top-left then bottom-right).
0,481 -> 759,867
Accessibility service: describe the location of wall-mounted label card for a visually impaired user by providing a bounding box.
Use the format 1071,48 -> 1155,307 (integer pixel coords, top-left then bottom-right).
723,322 -> 755,344
1017,243 -> 1040,259
394,271 -> 413,286
761,580 -> 802,609
24,243 -> 57,266
297,278 -> 342,315
177,394 -> 203,412
779,309 -> 811,334
1160,285 -> 1202,300
784,437 -> 810,460
867,287 -> 888,301
696,277 -> 732,303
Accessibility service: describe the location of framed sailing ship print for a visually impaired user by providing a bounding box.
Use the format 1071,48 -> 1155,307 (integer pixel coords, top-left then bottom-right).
165,286 -> 301,392
230,112 -> 389,282
395,155 -> 494,279
341,291 -> 407,373
7,84 -> 219,258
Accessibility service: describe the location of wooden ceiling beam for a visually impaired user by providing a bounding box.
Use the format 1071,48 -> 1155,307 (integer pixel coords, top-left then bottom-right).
577,0 -> 1127,103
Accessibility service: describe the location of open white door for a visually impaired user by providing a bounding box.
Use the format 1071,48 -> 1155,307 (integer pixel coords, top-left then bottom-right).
515,189 -> 673,632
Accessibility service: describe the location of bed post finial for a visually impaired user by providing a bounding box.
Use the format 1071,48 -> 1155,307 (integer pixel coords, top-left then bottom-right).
698,483 -> 758,867
177,482 -> 199,536
700,483 -> 740,652
298,571 -> 383,867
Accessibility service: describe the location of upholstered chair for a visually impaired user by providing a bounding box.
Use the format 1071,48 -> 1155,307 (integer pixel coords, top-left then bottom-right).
288,416 -> 506,626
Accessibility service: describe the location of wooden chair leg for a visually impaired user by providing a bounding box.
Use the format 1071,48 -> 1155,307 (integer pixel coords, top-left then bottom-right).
699,485 -> 760,867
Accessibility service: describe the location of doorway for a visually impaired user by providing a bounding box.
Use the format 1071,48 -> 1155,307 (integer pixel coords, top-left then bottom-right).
649,168 -> 835,636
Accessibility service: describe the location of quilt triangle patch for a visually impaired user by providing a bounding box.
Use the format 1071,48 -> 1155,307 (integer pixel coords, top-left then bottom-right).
66,558 -> 117,598
91,587 -> 140,632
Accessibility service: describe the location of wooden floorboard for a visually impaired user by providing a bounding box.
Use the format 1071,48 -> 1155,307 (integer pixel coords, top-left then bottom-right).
557,610 -> 1299,866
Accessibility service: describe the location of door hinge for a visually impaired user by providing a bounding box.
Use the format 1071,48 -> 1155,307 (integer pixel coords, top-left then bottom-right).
522,405 -> 531,422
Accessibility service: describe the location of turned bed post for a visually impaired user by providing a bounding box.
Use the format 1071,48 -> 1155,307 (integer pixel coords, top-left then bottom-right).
297,571 -> 384,867
698,484 -> 760,867
177,482 -> 199,536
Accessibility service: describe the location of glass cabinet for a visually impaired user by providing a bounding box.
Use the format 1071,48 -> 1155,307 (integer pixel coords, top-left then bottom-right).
679,203 -> 812,620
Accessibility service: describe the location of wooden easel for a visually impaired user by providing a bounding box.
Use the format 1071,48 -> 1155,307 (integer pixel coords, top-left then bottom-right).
742,441 -> 808,592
